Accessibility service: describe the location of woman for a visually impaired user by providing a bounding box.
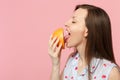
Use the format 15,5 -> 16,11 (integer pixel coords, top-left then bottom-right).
48,4 -> 120,80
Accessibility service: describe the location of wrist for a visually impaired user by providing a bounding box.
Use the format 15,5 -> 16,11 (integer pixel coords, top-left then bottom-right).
52,62 -> 60,67
52,58 -> 60,66
52,64 -> 60,71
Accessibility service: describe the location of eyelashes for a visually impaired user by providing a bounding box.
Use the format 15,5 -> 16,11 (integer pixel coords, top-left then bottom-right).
72,21 -> 76,23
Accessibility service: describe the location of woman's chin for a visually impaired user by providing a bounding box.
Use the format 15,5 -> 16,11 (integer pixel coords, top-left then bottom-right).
65,43 -> 73,48
65,43 -> 69,48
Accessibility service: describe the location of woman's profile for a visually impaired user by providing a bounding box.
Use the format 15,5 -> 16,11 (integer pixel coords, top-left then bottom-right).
48,4 -> 120,80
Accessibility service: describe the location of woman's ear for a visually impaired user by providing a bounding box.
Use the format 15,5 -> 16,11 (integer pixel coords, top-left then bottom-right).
84,27 -> 88,38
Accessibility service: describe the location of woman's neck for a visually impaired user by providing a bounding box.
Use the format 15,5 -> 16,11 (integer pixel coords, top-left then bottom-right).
76,38 -> 87,66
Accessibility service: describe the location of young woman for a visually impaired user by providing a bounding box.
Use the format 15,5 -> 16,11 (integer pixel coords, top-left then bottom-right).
48,4 -> 120,80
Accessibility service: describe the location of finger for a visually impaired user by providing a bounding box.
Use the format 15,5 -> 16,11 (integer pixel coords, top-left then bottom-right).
49,34 -> 53,41
52,38 -> 59,51
55,43 -> 62,56
49,34 -> 53,44
49,36 -> 57,48
57,43 -> 62,53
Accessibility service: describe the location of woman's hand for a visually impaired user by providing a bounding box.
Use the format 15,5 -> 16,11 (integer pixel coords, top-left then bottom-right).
48,35 -> 62,66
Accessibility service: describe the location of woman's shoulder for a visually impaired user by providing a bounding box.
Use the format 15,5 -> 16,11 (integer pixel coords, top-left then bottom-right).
92,58 -> 117,68
91,58 -> 120,80
91,58 -> 120,79
102,59 -> 120,80
109,66 -> 120,80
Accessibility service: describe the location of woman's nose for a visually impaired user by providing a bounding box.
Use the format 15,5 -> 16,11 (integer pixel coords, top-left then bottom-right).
65,19 -> 71,27
64,22 -> 69,28
65,24 -> 68,27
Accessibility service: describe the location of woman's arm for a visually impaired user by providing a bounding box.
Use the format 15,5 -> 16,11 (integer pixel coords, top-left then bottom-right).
60,70 -> 63,80
48,35 -> 76,80
50,64 -> 60,80
48,36 -> 62,80
109,67 -> 120,80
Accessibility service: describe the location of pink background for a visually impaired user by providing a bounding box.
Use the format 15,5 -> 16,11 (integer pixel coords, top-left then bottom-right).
0,0 -> 120,80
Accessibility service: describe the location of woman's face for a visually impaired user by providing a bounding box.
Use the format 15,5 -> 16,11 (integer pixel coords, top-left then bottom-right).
65,8 -> 88,48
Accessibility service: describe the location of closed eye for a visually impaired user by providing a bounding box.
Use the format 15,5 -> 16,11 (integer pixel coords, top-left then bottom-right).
72,21 -> 76,23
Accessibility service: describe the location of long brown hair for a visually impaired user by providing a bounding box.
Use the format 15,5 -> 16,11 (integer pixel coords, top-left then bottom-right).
74,4 -> 116,80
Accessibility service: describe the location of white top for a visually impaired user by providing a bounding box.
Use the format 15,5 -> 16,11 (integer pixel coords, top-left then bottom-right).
63,53 -> 117,80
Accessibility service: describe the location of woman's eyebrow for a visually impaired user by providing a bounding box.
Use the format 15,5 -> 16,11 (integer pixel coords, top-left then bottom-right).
72,16 -> 79,21
72,16 -> 75,19
72,16 -> 78,20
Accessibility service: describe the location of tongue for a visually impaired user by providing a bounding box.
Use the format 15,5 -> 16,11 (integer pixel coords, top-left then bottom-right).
62,28 -> 70,43
64,35 -> 69,43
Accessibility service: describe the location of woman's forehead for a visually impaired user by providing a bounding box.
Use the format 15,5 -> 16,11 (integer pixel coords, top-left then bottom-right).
72,8 -> 88,19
